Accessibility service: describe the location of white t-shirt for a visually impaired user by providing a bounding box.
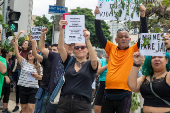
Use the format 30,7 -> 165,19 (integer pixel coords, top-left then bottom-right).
17,58 -> 43,88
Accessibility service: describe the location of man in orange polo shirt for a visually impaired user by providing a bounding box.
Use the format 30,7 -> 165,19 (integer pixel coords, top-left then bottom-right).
94,5 -> 148,113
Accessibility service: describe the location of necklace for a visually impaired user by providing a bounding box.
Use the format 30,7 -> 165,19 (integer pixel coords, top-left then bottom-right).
153,70 -> 167,81
76,60 -> 86,68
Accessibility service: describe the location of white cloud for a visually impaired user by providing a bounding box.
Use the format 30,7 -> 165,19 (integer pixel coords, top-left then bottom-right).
32,0 -> 98,21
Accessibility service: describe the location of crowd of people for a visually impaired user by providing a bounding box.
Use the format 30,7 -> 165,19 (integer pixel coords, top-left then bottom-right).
0,4 -> 169,113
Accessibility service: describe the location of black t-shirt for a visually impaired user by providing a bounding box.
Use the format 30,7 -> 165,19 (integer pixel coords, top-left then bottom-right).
48,51 -> 64,93
61,54 -> 97,103
40,56 -> 52,90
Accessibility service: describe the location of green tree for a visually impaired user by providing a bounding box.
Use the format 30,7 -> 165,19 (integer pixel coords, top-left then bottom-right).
33,15 -> 53,44
18,37 -> 25,46
69,7 -> 112,48
129,0 -> 170,33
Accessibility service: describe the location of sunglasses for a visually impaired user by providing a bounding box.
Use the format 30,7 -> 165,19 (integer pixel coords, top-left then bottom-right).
28,52 -> 32,55
117,28 -> 129,33
74,46 -> 86,50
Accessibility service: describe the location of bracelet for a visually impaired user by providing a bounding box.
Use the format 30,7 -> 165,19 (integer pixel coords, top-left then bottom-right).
133,62 -> 141,67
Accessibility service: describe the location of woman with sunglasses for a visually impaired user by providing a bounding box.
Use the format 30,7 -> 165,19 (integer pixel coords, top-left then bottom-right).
57,20 -> 98,113
13,38 -> 43,113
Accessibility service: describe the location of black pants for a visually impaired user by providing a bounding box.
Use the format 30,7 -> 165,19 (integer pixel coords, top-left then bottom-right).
57,96 -> 91,113
1,78 -> 10,103
15,80 -> 20,104
101,95 -> 132,113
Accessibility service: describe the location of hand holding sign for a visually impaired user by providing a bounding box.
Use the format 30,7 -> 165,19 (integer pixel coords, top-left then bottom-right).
41,28 -> 48,35
140,5 -> 146,17
83,29 -> 90,40
164,33 -> 170,51
59,20 -> 68,30
133,51 -> 142,64
94,6 -> 100,17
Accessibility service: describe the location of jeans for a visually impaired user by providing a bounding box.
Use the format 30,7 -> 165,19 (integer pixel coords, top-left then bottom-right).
46,94 -> 57,113
34,87 -> 50,113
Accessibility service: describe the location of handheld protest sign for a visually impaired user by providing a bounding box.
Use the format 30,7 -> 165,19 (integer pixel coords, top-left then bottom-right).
31,26 -> 46,40
65,15 -> 85,44
96,0 -> 141,21
139,33 -> 166,56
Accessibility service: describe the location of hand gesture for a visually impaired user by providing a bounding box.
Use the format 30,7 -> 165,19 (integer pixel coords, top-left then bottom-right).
59,20 -> 67,29
5,76 -> 10,84
12,36 -> 17,45
164,33 -> 170,49
133,51 -> 142,64
94,6 -> 100,17
29,34 -> 33,41
20,30 -> 27,34
31,72 -> 38,78
41,28 -> 48,35
83,29 -> 90,40
140,5 -> 146,17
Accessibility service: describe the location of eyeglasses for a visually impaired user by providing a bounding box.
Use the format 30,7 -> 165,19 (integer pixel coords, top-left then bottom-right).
28,52 -> 32,55
117,28 -> 129,33
74,46 -> 86,50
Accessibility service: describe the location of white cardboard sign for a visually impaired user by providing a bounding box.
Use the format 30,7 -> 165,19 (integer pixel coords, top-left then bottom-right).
65,15 -> 85,43
139,33 -> 166,56
96,0 -> 140,21
31,26 -> 46,40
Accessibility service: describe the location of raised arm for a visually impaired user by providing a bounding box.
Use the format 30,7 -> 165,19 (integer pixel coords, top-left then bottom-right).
0,60 -> 7,74
97,61 -> 108,75
38,28 -> 49,58
31,40 -> 43,63
94,6 -> 107,48
127,51 -> 145,93
84,29 -> 98,70
137,5 -> 148,48
13,38 -> 23,64
15,30 -> 27,41
58,20 -> 68,63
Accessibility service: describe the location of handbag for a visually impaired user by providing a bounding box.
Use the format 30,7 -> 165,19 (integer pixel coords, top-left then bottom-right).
150,76 -> 170,106
50,57 -> 73,104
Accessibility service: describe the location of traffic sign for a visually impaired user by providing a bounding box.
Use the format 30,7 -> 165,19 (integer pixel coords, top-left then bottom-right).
48,5 -> 65,15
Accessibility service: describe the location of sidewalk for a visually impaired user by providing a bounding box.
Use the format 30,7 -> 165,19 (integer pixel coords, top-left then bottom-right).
0,91 -> 21,113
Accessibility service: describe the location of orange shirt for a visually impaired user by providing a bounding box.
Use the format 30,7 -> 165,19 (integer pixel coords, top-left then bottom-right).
105,40 -> 138,91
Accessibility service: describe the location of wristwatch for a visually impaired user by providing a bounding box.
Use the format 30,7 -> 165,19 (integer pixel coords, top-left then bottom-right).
133,62 -> 141,67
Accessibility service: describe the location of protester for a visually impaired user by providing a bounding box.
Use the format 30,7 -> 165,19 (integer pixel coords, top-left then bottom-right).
38,28 -> 74,113
12,31 -> 31,112
38,28 -> 62,113
13,37 -> 43,113
128,51 -> 170,113
31,39 -> 52,113
56,20 -> 97,113
1,49 -> 13,113
94,52 -> 108,113
94,5 -> 148,113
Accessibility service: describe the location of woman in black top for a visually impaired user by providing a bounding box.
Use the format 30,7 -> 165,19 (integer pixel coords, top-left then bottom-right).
57,20 -> 98,113
128,49 -> 170,112
1,49 -> 13,113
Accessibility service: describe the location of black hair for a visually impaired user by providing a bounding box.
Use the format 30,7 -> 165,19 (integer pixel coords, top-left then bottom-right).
45,43 -> 50,48
1,49 -> 8,58
51,44 -> 58,48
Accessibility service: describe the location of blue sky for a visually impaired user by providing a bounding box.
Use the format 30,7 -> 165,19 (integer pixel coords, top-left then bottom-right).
32,0 -> 98,21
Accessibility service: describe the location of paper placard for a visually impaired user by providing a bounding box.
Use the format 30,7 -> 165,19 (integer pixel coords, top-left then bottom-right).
26,72 -> 35,81
31,26 -> 46,40
65,15 -> 85,43
96,0 -> 140,21
139,33 -> 166,56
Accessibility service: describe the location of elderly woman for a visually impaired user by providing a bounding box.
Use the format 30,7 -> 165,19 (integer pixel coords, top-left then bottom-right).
57,20 -> 98,113
127,50 -> 170,113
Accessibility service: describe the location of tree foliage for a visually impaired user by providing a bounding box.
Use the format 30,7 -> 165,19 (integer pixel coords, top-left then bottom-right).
69,7 -> 112,48
33,15 -> 53,44
130,0 -> 170,33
